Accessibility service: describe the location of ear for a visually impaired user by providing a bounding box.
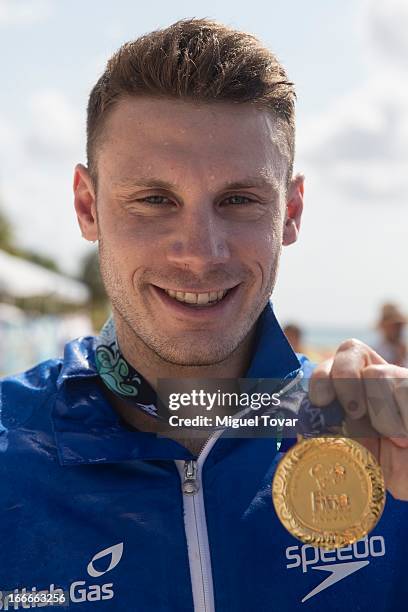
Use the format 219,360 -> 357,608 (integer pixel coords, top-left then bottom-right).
282,173 -> 304,246
73,163 -> 98,242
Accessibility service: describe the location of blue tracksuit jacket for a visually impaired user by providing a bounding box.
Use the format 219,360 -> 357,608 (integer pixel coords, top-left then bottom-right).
0,304 -> 407,610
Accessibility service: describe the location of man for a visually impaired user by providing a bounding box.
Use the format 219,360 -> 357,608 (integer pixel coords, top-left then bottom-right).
1,18 -> 407,611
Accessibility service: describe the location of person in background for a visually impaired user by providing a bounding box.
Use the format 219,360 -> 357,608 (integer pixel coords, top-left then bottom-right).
374,302 -> 408,367
283,323 -> 304,353
283,322 -> 329,362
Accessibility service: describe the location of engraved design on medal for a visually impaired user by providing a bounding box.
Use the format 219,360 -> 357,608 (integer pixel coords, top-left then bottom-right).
272,437 -> 386,550
310,462 -> 351,523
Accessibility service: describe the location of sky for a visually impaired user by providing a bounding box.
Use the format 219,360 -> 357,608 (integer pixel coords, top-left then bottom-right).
0,0 -> 407,328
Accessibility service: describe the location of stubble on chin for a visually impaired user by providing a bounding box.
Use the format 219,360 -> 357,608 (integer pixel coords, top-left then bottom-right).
99,239 -> 278,368
112,287 -> 268,368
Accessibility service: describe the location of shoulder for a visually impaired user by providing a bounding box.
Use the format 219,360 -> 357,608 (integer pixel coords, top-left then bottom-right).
0,334 -> 98,431
0,358 -> 63,430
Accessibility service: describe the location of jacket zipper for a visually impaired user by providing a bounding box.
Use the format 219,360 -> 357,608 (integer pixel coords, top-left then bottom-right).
176,370 -> 304,611
175,432 -> 223,612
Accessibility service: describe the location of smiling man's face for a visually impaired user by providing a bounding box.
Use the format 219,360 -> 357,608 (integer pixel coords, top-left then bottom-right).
75,96 -> 303,366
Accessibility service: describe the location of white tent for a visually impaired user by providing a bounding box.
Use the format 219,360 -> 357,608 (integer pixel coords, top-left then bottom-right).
0,249 -> 89,304
0,302 -> 25,323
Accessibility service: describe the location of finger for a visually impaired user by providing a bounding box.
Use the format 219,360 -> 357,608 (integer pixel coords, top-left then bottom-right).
309,358 -> 336,406
395,377 -> 408,436
330,339 -> 386,420
358,434 -> 380,464
363,364 -> 408,447
379,437 -> 408,501
343,413 -> 379,447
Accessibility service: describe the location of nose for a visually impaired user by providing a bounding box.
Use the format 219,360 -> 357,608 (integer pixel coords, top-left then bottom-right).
166,207 -> 230,273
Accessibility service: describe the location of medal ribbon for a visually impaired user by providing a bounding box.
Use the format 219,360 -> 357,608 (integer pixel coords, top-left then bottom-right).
95,317 -> 333,440
95,317 -> 159,418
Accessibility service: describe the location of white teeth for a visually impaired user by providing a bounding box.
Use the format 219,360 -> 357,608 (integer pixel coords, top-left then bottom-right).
163,289 -> 228,305
184,292 -> 198,304
197,293 -> 209,305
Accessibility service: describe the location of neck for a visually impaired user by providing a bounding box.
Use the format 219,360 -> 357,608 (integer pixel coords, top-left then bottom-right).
108,314 -> 258,457
113,314 -> 257,391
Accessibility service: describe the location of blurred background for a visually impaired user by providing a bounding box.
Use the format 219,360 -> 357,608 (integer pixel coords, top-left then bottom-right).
0,0 -> 407,375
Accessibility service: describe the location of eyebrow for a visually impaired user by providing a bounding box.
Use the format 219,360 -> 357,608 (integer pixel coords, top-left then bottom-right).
114,175 -> 280,195
114,177 -> 176,191
222,177 -> 280,194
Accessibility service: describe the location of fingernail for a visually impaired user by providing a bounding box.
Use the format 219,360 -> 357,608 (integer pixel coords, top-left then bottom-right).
348,400 -> 359,413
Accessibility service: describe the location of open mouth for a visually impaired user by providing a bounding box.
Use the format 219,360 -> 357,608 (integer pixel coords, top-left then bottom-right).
153,285 -> 238,308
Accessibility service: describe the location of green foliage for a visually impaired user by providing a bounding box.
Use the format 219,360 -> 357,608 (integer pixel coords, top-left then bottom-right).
78,249 -> 107,303
78,249 -> 109,331
0,205 -> 60,272
0,207 -> 13,250
15,249 -> 60,272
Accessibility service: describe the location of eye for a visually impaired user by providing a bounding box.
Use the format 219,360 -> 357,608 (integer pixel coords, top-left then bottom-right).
137,195 -> 173,205
221,195 -> 254,206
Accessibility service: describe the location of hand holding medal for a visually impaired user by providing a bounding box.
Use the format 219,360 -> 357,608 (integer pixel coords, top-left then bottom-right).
273,339 -> 408,549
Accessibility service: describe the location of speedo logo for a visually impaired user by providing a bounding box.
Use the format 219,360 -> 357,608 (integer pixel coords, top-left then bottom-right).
286,536 -> 385,603
0,543 -> 123,609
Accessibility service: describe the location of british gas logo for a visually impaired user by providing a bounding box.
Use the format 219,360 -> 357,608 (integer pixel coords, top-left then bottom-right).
0,543 -> 123,609
86,542 -> 123,578
285,535 -> 385,603
70,542 -> 124,603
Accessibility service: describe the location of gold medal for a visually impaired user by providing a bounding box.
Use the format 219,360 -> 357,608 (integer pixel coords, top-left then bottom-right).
272,437 -> 386,550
